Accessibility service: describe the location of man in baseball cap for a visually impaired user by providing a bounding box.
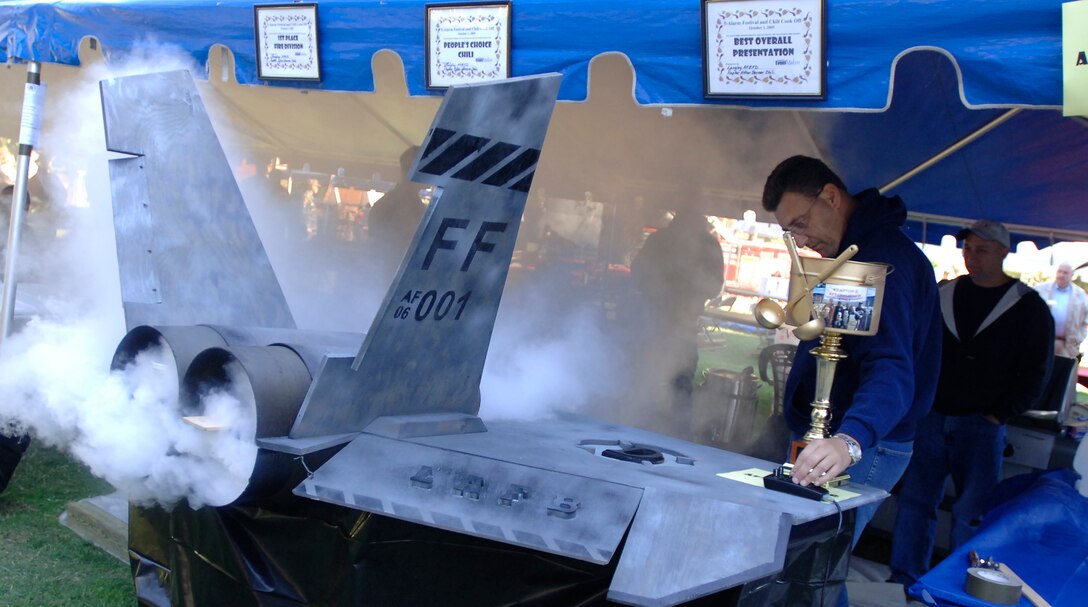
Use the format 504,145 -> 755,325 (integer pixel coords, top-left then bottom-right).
955,218 -> 1011,249
890,217 -> 1054,592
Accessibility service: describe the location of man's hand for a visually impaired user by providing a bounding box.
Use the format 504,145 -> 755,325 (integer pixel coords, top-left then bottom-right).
790,437 -> 851,486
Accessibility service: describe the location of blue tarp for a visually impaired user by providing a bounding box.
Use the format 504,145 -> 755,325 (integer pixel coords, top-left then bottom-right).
911,469 -> 1088,607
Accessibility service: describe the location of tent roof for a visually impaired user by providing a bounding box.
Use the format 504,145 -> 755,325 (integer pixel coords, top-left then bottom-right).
0,0 -> 1066,109
0,0 -> 1084,246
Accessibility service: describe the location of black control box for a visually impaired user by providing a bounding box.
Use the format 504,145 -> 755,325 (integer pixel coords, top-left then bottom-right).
763,466 -> 829,501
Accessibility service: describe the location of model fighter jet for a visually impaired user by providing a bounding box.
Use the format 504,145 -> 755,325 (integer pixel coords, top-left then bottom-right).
101,70 -> 883,607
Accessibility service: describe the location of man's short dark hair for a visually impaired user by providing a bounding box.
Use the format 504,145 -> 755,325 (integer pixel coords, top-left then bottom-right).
761,155 -> 849,211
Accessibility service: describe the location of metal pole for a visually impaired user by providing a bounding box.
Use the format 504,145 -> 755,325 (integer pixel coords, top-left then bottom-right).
878,108 -> 1021,195
0,61 -> 45,344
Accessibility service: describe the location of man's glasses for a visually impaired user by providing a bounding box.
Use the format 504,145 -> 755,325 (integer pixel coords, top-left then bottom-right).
781,196 -> 819,234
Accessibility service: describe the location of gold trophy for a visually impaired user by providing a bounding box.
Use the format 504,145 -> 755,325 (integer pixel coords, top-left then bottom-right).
754,234 -> 889,494
789,326 -> 848,463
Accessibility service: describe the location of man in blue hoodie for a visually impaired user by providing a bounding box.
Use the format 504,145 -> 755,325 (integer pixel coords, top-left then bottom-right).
761,156 -> 943,572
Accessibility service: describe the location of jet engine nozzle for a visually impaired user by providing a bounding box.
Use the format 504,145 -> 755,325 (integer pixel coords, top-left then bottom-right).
177,345 -> 314,505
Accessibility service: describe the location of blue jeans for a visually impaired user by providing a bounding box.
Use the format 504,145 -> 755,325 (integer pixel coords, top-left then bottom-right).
789,433 -> 914,546
888,412 -> 1006,588
789,434 -> 914,607
836,437 -> 913,607
843,437 -> 914,548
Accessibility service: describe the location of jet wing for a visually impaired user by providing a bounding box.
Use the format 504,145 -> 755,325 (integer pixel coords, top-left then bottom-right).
297,414 -> 885,607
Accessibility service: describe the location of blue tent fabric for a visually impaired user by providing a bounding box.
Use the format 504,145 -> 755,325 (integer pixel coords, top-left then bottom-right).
801,50 -> 1088,246
0,1 -> 1085,243
0,0 -> 1067,109
910,469 -> 1088,607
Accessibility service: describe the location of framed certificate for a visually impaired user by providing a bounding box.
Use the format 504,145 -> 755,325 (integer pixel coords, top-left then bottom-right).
702,0 -> 825,99
255,3 -> 321,81
426,2 -> 511,89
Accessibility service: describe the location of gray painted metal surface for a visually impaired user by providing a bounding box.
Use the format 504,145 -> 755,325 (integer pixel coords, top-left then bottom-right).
363,412 -> 488,439
290,75 -> 561,438
298,432 -> 641,565
297,413 -> 883,606
182,345 -> 312,438
410,415 -> 881,524
100,70 -> 293,331
256,433 -> 357,456
608,487 -> 788,607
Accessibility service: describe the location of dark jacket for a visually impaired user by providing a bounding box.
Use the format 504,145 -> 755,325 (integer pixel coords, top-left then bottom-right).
933,276 -> 1054,422
630,213 -> 724,328
368,181 -> 426,279
783,189 -> 943,448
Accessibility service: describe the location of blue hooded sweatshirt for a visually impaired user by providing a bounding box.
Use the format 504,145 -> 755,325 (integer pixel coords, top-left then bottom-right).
783,189 -> 943,448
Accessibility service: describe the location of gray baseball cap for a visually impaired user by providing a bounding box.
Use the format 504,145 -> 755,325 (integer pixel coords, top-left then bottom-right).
956,219 -> 1010,249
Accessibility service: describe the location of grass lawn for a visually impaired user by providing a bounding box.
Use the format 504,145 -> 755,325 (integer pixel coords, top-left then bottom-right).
696,325 -> 778,424
0,442 -> 134,606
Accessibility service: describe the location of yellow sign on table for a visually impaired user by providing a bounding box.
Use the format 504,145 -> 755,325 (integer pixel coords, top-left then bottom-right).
718,468 -> 861,502
1064,0 -> 1088,116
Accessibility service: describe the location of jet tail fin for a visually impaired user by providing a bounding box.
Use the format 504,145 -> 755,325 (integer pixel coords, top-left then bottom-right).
100,70 -> 294,330
290,74 -> 561,438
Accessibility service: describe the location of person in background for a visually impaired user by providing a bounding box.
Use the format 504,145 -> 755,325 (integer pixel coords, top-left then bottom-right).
301,177 -> 323,239
761,155 -> 943,607
889,219 -> 1054,592
1035,261 -> 1088,359
368,145 -> 424,283
629,207 -> 723,430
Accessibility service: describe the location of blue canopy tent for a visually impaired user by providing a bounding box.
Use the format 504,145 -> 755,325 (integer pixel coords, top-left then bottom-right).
0,0 -> 1065,108
2,4 -> 1087,605
0,0 -> 1084,248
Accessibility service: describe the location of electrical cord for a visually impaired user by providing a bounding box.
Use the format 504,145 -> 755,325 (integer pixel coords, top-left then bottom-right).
818,496 -> 845,607
750,496 -> 848,605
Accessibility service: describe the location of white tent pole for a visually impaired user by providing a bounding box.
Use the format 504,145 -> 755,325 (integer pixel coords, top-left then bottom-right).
1,60 -> 45,345
906,210 -> 1088,243
878,108 -> 1021,195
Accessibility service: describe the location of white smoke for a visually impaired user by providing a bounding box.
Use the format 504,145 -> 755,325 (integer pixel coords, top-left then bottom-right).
0,313 -> 253,508
481,281 -> 629,421
0,40 -> 805,507
0,42 -> 260,508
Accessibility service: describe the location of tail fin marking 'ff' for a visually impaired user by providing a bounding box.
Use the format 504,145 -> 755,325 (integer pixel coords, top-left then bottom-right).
290,74 -> 561,438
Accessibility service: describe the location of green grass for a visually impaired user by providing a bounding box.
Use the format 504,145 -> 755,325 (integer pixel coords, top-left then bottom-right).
0,443 -> 134,606
696,325 -> 777,422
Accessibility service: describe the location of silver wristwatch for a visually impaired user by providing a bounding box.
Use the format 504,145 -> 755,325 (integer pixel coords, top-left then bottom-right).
834,433 -> 862,466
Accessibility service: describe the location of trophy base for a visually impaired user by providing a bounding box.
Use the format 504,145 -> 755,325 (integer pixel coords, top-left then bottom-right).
789,438 -> 807,464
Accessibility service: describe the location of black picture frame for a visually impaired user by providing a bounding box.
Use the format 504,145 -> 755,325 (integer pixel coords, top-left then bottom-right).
425,2 -> 512,90
254,3 -> 321,82
702,0 -> 826,100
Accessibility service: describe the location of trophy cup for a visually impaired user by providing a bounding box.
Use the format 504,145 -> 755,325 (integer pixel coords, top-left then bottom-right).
753,233 -> 890,497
